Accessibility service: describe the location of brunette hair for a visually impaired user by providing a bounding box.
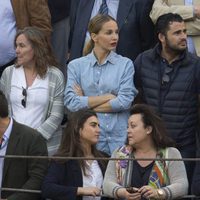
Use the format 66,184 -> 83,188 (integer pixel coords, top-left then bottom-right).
83,14 -> 116,56
129,104 -> 175,149
56,109 -> 107,175
0,90 -> 9,118
15,27 -> 57,78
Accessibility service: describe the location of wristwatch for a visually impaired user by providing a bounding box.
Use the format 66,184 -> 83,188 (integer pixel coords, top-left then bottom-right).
157,189 -> 165,199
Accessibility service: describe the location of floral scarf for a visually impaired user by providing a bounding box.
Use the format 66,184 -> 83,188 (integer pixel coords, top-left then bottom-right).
115,145 -> 170,188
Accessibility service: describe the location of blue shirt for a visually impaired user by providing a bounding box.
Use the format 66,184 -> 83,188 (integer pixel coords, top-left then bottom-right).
0,0 -> 16,66
0,118 -> 13,194
64,51 -> 137,154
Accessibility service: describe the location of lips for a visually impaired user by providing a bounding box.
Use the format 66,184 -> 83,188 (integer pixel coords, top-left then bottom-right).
111,42 -> 117,47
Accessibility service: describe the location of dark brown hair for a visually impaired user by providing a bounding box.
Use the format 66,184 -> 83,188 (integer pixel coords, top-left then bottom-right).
83,14 -> 116,56
129,104 -> 175,149
155,13 -> 184,36
56,109 -> 107,175
0,90 -> 8,118
15,27 -> 57,78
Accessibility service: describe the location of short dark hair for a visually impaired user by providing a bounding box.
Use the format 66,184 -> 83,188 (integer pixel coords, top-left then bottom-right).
129,104 -> 175,149
0,90 -> 8,118
155,13 -> 184,36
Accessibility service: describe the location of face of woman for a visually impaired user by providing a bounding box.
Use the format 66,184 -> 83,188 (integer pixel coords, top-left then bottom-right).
92,20 -> 119,52
79,116 -> 100,146
127,114 -> 152,146
15,34 -> 35,67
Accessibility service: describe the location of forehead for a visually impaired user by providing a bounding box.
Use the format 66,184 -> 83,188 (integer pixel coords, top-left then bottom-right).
167,21 -> 186,32
84,116 -> 98,124
100,20 -> 118,30
129,113 -> 142,123
16,34 -> 29,43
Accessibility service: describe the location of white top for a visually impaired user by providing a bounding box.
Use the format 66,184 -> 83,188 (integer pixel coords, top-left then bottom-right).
10,66 -> 49,129
0,118 -> 13,196
82,160 -> 103,200
0,0 -> 16,66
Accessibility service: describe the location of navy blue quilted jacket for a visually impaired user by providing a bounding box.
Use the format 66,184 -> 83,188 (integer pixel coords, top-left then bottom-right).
134,44 -> 200,148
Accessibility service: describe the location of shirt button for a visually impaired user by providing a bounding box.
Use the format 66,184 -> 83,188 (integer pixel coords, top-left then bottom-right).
108,136 -> 111,140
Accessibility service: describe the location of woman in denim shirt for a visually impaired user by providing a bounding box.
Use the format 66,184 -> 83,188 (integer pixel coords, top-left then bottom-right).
65,14 -> 137,155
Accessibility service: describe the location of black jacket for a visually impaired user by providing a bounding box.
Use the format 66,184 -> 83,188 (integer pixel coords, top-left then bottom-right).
42,153 -> 110,200
134,44 -> 200,148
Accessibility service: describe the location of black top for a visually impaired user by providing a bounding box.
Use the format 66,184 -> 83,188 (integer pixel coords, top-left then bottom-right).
131,160 -> 154,187
131,161 -> 154,199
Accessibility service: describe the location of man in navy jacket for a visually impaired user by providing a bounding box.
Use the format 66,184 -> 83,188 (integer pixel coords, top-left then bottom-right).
134,13 -> 200,189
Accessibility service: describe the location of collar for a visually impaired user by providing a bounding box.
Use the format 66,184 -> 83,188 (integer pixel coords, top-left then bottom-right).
2,117 -> 13,143
154,43 -> 187,64
87,50 -> 117,67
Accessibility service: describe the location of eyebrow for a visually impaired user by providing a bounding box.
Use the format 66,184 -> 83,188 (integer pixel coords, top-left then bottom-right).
89,122 -> 99,125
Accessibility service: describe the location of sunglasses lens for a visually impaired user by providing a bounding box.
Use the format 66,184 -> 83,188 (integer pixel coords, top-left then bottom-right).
22,88 -> 27,96
21,99 -> 26,108
162,66 -> 173,84
21,87 -> 27,108
162,74 -> 169,83
165,67 -> 173,73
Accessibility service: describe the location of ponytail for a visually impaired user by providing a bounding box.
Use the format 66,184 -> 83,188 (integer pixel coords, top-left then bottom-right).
83,39 -> 94,56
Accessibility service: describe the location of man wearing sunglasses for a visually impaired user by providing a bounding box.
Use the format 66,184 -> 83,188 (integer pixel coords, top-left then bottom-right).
0,90 -> 48,200
134,13 -> 200,190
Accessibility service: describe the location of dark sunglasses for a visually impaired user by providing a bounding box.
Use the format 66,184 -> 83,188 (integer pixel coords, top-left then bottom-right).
162,66 -> 173,84
21,87 -> 27,108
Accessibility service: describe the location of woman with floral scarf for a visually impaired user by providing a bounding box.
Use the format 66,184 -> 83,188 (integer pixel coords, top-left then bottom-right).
103,104 -> 188,200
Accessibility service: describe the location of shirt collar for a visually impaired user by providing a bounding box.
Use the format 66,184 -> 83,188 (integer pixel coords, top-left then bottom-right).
155,43 -> 186,64
87,50 -> 117,67
3,117 -> 13,142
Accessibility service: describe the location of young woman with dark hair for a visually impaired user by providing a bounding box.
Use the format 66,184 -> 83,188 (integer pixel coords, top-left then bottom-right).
103,104 -> 188,200
42,109 -> 109,200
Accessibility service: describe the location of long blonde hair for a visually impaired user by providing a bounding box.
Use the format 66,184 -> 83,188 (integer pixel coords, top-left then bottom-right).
83,14 -> 116,56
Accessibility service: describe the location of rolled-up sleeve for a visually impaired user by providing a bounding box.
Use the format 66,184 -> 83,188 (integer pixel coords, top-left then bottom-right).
109,60 -> 137,112
64,61 -> 89,112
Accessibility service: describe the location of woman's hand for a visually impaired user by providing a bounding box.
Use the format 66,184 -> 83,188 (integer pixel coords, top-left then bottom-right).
74,84 -> 84,96
116,187 -> 141,200
77,187 -> 102,197
138,186 -> 163,199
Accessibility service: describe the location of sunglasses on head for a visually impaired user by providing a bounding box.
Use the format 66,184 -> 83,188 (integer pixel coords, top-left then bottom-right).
21,87 -> 27,108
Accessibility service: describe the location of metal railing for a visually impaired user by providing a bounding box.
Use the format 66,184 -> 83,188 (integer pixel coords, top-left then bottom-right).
1,155 -> 200,199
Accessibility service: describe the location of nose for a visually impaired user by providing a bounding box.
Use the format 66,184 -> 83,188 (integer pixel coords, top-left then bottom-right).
181,31 -> 187,40
15,46 -> 20,54
112,32 -> 119,41
96,126 -> 100,133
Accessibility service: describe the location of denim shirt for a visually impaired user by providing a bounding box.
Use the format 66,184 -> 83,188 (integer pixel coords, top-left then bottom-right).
64,51 -> 137,154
